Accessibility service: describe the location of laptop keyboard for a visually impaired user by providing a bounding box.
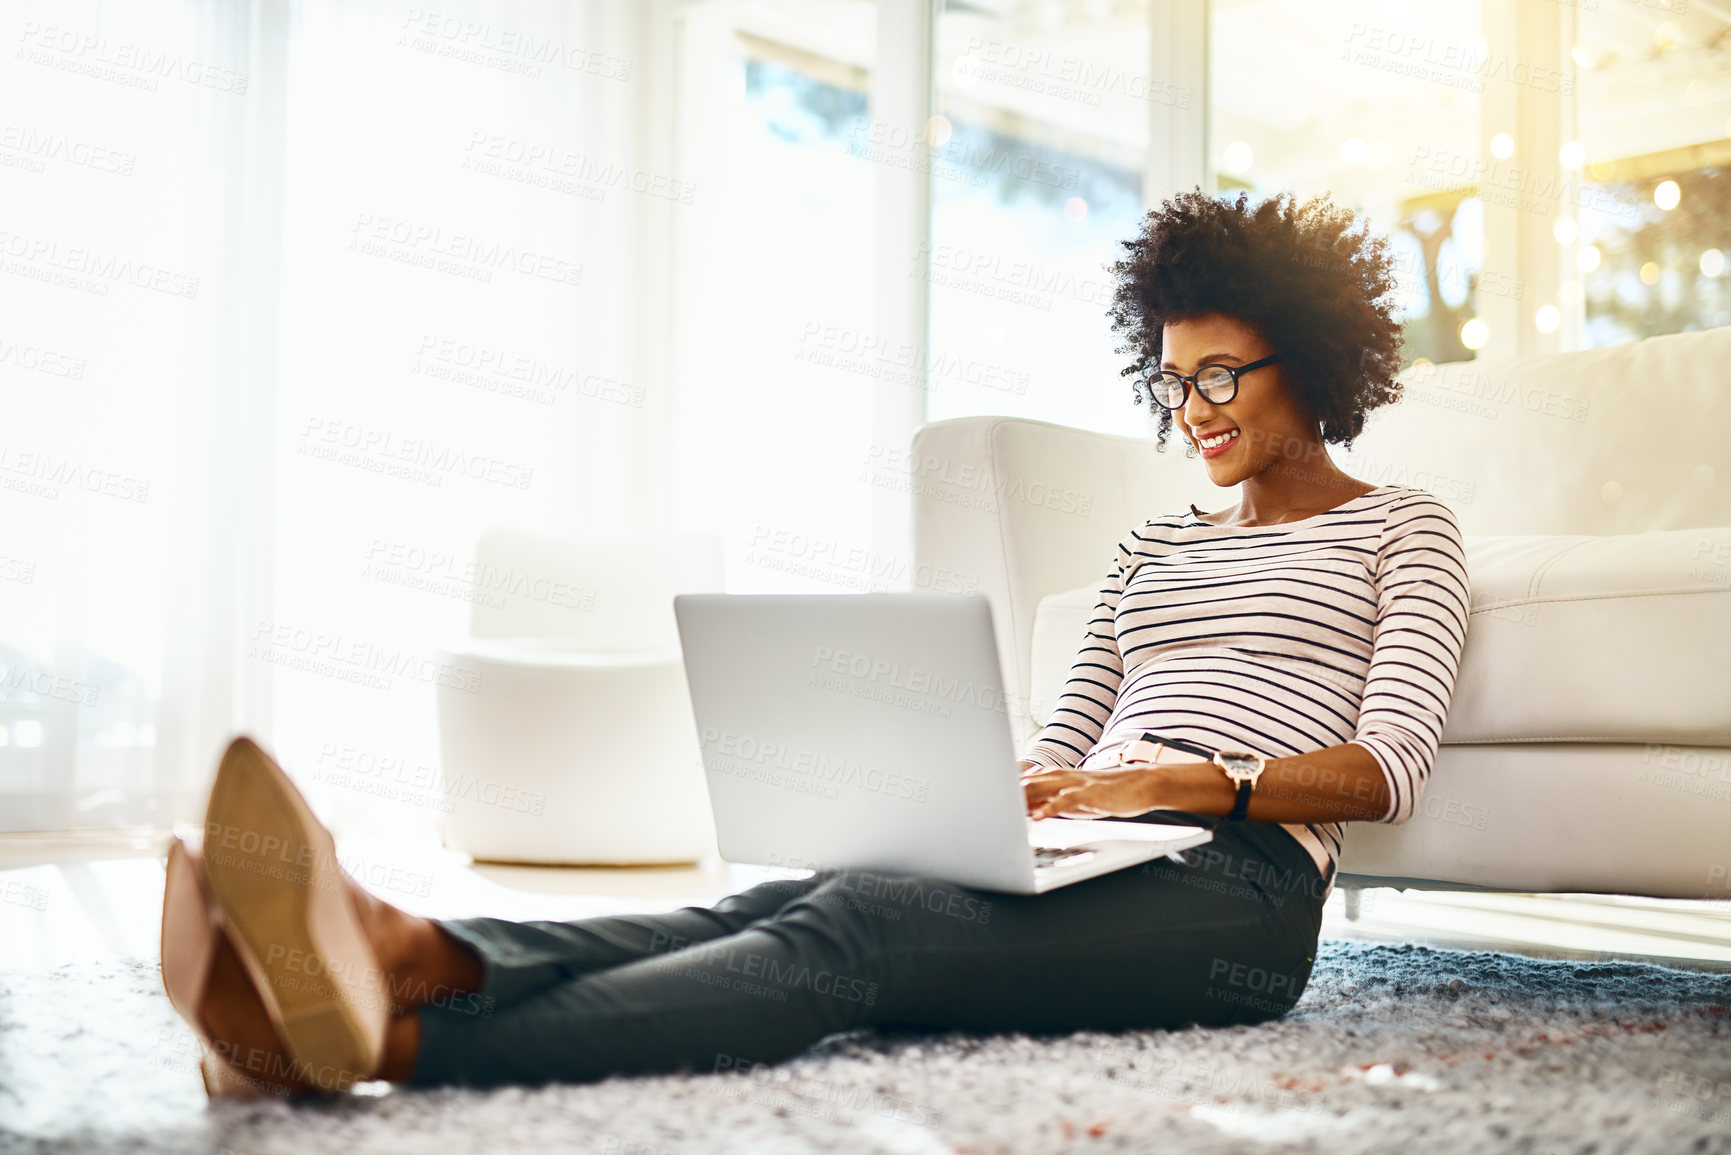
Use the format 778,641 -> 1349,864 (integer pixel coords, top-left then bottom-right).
1032,845 -> 1097,869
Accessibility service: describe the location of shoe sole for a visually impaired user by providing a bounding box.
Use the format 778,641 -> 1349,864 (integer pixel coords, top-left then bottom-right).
200,736 -> 386,1092
160,838 -> 278,1100
160,838 -> 214,1025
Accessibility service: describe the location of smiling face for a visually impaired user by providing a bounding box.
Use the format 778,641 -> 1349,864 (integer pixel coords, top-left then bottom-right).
1159,312 -> 1319,488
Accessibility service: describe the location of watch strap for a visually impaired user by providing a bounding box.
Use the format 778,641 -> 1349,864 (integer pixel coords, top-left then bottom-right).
1116,732 -> 1217,764
1227,778 -> 1253,821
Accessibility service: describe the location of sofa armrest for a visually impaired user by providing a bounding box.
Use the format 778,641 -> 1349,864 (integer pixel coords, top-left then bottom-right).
909,415 -> 1193,748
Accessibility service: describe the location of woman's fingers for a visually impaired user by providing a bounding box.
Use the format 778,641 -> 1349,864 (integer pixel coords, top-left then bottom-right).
1022,771 -> 1081,806
1034,773 -> 1156,819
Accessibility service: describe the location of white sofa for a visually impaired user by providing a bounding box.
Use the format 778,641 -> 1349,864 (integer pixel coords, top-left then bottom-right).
911,326 -> 1731,901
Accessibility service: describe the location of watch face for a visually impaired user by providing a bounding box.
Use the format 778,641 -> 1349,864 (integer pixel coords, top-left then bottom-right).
1217,752 -> 1262,779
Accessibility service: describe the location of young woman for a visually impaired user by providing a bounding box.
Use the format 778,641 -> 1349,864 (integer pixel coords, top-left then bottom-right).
159,187 -> 1470,1096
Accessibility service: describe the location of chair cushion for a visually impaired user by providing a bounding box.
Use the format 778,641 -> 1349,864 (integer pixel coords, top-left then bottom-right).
1029,527 -> 1731,749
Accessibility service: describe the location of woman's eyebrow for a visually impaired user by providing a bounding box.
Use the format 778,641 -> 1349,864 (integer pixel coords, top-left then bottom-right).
1160,351 -> 1246,370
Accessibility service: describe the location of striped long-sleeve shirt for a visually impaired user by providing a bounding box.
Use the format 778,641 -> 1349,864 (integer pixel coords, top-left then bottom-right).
1021,485 -> 1471,903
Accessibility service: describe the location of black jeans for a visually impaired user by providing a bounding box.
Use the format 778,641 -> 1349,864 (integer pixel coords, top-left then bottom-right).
410,812 -> 1329,1087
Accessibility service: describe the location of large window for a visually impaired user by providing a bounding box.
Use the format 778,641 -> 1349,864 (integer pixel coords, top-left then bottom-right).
1575,3 -> 1731,345
1208,0 -> 1488,365
1207,0 -> 1731,364
924,1 -> 1165,437
666,4 -> 883,594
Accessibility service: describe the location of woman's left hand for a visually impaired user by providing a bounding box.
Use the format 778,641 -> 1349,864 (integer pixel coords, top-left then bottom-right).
1023,765 -> 1170,820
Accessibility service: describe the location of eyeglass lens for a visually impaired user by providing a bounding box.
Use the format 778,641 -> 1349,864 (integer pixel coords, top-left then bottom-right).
1151,365 -> 1236,408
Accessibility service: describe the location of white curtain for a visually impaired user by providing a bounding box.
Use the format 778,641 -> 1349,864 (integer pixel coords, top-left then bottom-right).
2,0 -> 278,831
1,0 -> 660,835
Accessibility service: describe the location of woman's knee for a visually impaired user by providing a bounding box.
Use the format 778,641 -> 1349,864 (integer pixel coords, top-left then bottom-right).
776,869 -> 986,955
807,869 -> 993,924
1196,941 -> 1317,1026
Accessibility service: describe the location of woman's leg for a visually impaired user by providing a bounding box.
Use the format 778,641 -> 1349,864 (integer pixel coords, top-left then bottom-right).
405,815 -> 1327,1088
415,872 -> 827,1012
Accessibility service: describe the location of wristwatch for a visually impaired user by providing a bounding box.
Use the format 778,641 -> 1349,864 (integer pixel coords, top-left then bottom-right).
1212,750 -> 1268,821
1109,733 -> 1267,821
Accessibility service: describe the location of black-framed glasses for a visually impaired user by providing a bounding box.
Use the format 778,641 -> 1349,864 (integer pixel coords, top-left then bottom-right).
1142,354 -> 1281,411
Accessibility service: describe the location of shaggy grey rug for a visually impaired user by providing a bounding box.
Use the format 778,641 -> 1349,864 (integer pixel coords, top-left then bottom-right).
2,940 -> 1728,1155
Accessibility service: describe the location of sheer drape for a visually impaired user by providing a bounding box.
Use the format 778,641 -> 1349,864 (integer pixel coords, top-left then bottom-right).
1,0 -> 284,830
1,0 -> 659,834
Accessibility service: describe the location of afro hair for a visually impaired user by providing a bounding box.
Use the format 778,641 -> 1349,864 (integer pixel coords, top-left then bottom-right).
1106,186 -> 1408,454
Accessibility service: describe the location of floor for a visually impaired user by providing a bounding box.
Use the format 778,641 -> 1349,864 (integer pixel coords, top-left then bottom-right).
5,830 -> 1731,974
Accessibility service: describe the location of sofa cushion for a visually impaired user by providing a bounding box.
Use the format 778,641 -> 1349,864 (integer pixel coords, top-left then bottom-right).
1029,527 -> 1731,749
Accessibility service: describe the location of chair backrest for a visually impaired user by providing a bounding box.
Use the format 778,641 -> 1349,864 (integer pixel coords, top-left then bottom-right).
467,530 -> 724,652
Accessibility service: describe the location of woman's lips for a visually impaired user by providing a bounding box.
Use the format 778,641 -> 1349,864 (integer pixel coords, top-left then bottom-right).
1198,428 -> 1240,459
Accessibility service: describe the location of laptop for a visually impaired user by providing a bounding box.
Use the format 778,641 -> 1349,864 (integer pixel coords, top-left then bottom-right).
671,591 -> 1214,895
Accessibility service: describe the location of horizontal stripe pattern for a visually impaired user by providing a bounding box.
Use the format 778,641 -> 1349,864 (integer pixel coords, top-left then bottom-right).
1022,486 -> 1471,903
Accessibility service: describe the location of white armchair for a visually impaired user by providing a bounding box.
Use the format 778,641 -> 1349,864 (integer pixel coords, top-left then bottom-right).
433,531 -> 723,865
911,325 -> 1731,900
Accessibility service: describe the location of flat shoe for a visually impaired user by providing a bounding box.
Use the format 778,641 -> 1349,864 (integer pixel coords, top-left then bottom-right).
200,735 -> 387,1092
159,837 -> 280,1101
